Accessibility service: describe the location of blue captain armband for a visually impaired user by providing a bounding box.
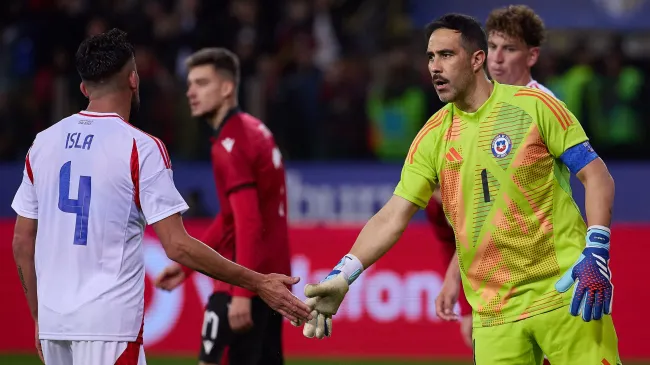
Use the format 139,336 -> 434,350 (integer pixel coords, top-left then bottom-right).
560,142 -> 599,174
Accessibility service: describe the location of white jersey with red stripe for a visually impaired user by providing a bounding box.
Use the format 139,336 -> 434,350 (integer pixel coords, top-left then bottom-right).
11,110 -> 188,342
526,79 -> 556,98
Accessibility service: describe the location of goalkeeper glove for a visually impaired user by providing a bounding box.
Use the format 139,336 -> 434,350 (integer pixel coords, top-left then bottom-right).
293,254 -> 364,339
555,225 -> 613,322
299,297 -> 334,339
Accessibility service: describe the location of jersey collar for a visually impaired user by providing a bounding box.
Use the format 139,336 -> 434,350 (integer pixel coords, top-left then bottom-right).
213,106 -> 241,138
452,80 -> 500,121
78,110 -> 125,121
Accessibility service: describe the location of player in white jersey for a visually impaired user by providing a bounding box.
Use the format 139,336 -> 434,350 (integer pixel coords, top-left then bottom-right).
526,79 -> 555,97
11,28 -> 312,365
434,5 -> 557,353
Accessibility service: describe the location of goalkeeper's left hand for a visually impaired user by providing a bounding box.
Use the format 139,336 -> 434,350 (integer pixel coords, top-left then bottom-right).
555,225 -> 613,322
291,254 -> 363,339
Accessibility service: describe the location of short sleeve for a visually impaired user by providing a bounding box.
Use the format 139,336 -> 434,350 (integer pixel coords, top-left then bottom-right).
394,123 -> 440,209
140,169 -> 188,224
215,138 -> 255,194
137,137 -> 188,225
12,148 -> 38,219
533,92 -> 589,158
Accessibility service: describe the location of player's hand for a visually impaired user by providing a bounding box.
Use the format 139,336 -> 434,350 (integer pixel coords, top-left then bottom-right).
294,271 -> 350,339
154,263 -> 186,291
555,226 -> 613,322
290,296 -> 334,339
436,274 -> 460,321
304,273 -> 349,316
256,274 -> 312,324
228,296 -> 254,333
293,254 -> 364,339
459,314 -> 473,348
35,321 -> 44,363
303,305 -> 332,339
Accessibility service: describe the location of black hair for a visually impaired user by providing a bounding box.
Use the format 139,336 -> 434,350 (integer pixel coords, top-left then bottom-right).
185,48 -> 241,86
75,28 -> 135,83
426,13 -> 488,58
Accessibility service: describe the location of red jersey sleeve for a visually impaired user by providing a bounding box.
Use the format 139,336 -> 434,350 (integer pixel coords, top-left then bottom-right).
230,187 -> 264,298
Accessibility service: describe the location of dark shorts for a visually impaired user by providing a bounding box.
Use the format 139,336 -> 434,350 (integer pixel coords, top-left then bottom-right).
199,292 -> 284,365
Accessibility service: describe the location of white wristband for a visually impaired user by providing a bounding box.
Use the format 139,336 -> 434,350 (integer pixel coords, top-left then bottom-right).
586,225 -> 611,247
334,254 -> 364,284
588,225 -> 611,234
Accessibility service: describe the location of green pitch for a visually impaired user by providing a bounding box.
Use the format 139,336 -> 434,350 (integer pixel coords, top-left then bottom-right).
0,354 -> 470,365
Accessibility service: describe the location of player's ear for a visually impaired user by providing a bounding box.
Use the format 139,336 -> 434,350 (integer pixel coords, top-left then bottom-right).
472,50 -> 486,73
80,82 -> 89,99
128,70 -> 139,92
220,80 -> 235,98
527,47 -> 540,68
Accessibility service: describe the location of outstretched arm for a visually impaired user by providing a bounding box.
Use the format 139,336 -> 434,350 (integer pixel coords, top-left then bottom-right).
153,213 -> 312,323
297,195 -> 420,339
153,214 -> 262,290
181,212 -> 224,278
300,111 -> 444,339
349,195 -> 421,268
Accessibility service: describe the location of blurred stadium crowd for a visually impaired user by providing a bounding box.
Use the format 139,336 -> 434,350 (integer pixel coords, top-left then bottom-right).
0,0 -> 649,163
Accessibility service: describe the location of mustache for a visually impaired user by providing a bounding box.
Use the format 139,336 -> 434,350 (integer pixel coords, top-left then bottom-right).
432,75 -> 449,84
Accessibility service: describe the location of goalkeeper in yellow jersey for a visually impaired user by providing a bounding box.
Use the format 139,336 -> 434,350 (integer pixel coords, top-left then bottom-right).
436,5 -> 558,349
293,13 -> 621,365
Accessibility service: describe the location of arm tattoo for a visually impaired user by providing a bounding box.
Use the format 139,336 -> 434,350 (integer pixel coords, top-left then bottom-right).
17,266 -> 28,294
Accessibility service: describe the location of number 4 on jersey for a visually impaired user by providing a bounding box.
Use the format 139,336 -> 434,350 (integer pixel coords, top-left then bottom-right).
58,161 -> 92,245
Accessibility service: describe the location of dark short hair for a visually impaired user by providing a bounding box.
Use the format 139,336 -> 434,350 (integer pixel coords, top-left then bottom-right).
486,5 -> 546,47
75,28 -> 134,83
185,48 -> 240,85
426,13 -> 488,58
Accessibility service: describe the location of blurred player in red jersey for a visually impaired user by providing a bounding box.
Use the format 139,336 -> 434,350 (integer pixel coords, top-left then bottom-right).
433,6 -> 556,354
155,48 -> 291,365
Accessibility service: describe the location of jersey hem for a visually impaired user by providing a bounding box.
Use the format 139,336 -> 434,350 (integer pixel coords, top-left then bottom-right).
472,302 -> 570,328
11,205 -> 38,219
146,203 -> 190,225
393,189 -> 427,209
39,333 -> 138,342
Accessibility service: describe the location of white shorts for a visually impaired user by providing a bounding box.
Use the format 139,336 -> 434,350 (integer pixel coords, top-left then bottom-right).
41,339 -> 146,365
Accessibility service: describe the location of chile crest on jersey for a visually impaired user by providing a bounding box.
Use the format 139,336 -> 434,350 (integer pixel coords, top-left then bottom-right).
491,133 -> 512,158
